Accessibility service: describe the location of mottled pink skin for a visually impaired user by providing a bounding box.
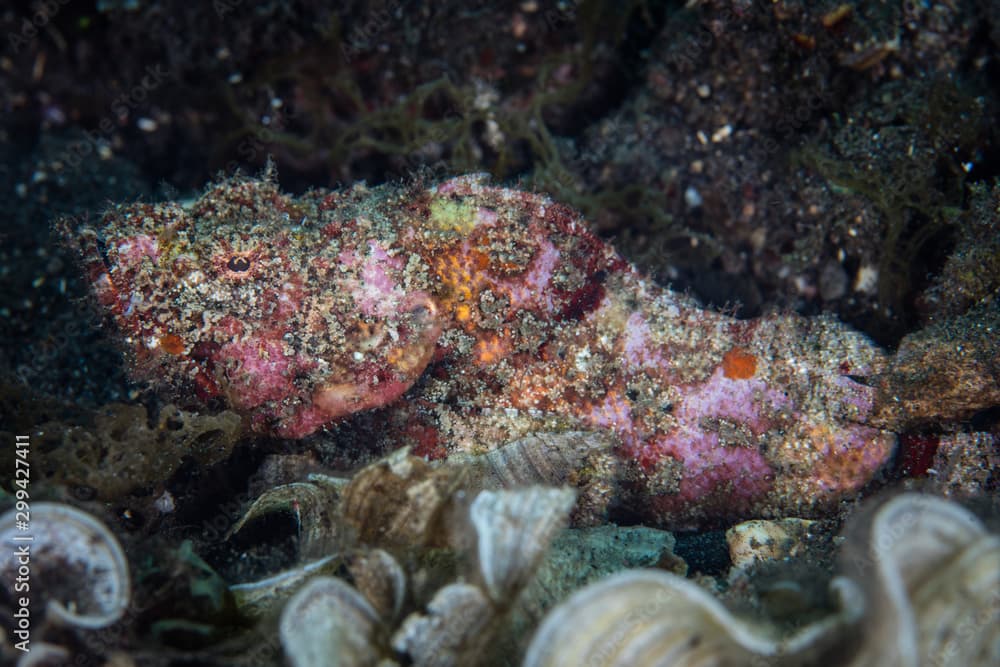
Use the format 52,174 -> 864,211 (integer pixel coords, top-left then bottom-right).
73,175 -> 897,526
116,234 -> 161,268
657,370 -> 786,504
218,337 -> 306,409
345,239 -> 409,317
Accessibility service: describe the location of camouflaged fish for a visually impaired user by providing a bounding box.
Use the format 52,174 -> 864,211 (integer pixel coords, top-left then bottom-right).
69,173 -> 895,527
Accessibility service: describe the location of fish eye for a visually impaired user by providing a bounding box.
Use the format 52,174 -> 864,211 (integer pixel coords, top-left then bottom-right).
227,256 -> 251,272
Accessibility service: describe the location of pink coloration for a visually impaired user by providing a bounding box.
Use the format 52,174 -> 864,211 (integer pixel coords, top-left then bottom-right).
476,207 -> 499,226
354,240 -> 407,317
337,247 -> 359,266
830,374 -> 877,414
115,234 -> 160,268
499,236 -> 560,311
586,392 -> 635,434
217,337 -> 305,410
622,312 -> 663,370
71,174 -> 898,527
667,433 -> 773,504
675,368 -> 792,434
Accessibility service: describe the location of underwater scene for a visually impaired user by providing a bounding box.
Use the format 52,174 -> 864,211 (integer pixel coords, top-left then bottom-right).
0,1 -> 998,665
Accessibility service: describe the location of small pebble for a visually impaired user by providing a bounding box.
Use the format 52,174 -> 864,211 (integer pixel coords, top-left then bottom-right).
684,186 -> 703,209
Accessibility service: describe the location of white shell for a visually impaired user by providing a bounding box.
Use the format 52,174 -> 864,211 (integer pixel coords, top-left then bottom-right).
523,569 -> 862,667
230,555 -> 338,620
725,518 -> 816,572
0,502 -> 130,629
844,493 -> 1000,667
525,493 -> 1000,667
348,548 -> 407,622
470,486 -> 576,602
915,534 -> 1000,667
279,575 -> 381,667
392,583 -> 493,667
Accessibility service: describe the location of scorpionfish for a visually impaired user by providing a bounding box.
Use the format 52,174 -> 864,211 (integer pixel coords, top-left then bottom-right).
71,173 -> 895,527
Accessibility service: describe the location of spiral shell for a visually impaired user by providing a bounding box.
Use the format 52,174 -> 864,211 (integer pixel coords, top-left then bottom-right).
456,431 -> 617,488
453,431 -> 619,525
227,475 -> 344,559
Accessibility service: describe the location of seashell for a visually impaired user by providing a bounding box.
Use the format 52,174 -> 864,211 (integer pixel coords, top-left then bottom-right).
230,555 -> 339,620
227,475 -> 344,558
348,548 -> 407,622
376,487 -> 578,666
470,486 -> 577,603
914,535 -> 1000,667
0,502 -> 130,629
725,518 -> 816,572
842,493 -> 1000,667
523,569 -> 864,667
454,431 -> 617,488
392,582 -> 494,667
340,447 -> 465,547
500,525 -> 681,658
525,493 -> 998,667
450,431 -> 620,525
279,575 -> 382,667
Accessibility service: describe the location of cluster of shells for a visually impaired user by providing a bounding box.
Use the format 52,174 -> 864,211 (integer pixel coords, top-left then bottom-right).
227,446 -> 1000,667
2,443 -> 997,667
526,492 -> 1000,667
231,446 -> 579,666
